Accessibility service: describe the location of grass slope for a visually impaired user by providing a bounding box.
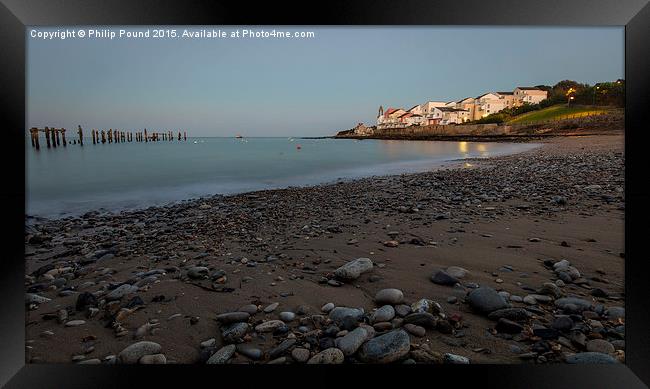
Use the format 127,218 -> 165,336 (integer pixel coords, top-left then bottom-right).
508,105 -> 613,124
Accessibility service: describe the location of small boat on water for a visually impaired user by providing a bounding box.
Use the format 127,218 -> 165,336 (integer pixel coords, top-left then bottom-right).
235,134 -> 243,139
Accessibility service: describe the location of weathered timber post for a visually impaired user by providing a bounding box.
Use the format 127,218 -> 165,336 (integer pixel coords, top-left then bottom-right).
101,129 -> 106,144
144,129 -> 148,142
108,129 -> 113,143
178,131 -> 181,141
34,128 -> 40,150
44,127 -> 51,148
122,131 -> 125,142
54,128 -> 61,146
92,128 -> 96,144
29,128 -> 36,147
51,128 -> 57,148
78,125 -> 84,146
184,131 -> 187,141
61,128 -> 67,146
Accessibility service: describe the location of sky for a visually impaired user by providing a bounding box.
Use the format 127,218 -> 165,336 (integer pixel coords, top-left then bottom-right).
27,26 -> 624,137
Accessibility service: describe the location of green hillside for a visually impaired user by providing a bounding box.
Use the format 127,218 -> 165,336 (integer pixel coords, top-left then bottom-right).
507,105 -> 614,124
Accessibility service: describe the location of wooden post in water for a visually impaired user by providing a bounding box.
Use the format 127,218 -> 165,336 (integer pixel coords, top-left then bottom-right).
61,128 -> 67,146
29,128 -> 36,147
108,129 -> 113,143
92,129 -> 96,144
34,128 -> 40,150
178,131 -> 181,141
54,128 -> 61,146
184,131 -> 187,141
44,127 -> 51,148
101,129 -> 106,144
51,127 -> 57,148
77,125 -> 84,146
144,129 -> 148,142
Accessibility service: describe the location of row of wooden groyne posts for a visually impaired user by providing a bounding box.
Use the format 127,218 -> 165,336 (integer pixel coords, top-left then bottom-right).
28,126 -> 188,150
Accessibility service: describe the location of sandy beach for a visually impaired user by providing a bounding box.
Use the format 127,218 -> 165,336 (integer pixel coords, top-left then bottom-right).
24,134 -> 625,364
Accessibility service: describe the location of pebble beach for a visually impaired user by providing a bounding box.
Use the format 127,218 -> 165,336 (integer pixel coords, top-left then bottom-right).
24,134 -> 625,365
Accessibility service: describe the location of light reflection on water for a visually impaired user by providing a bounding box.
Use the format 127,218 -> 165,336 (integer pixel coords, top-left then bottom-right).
26,137 -> 539,218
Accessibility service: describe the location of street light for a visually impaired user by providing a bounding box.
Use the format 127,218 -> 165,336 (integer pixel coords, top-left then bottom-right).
566,87 -> 576,107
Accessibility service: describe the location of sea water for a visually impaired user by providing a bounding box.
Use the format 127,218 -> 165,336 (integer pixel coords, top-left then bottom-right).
26,137 -> 539,218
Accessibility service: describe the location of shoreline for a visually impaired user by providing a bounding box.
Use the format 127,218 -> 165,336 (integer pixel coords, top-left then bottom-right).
26,139 -> 543,221
25,134 -> 625,365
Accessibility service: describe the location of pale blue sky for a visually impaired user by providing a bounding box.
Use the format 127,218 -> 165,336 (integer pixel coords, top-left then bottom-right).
27,26 -> 624,136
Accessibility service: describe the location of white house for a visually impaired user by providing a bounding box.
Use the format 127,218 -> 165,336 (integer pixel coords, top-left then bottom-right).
472,93 -> 506,119
513,87 -> 548,105
432,107 -> 471,124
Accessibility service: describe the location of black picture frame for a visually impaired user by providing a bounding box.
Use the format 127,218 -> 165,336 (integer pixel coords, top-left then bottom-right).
1,0 -> 649,387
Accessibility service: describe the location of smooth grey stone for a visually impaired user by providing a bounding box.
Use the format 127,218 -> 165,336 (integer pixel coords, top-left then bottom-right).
555,297 -> 593,312
105,284 -> 138,301
358,330 -> 410,363
444,353 -> 470,364
335,327 -> 368,356
279,312 -> 296,322
328,307 -> 364,324
236,344 -> 262,360
334,258 -> 373,280
118,341 -> 162,364
307,348 -> 345,364
371,305 -> 395,324
222,322 -> 249,343
468,287 -> 510,313
206,344 -> 236,364
431,270 -> 459,286
216,312 -> 250,324
374,288 -> 404,305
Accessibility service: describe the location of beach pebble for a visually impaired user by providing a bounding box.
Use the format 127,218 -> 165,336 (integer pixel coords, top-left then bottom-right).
105,284 -> 138,301
334,258 -> 373,280
444,353 -> 470,364
206,344 -> 236,364
307,348 -> 345,364
236,345 -> 263,360
254,320 -> 285,333
404,323 -> 426,337
26,293 -> 51,305
374,288 -> 404,305
222,322 -> 249,343
238,304 -> 258,315
118,341 -> 162,364
291,347 -> 310,363
263,302 -> 279,313
468,287 -> 510,313
216,312 -> 250,324
328,307 -> 364,324
321,303 -> 335,313
359,330 -> 410,363
335,327 -> 368,356
586,339 -> 615,354
64,320 -> 86,327
431,270 -> 459,286
394,304 -> 412,317
371,305 -> 395,324
139,354 -> 166,364
279,312 -> 296,322
446,266 -> 469,279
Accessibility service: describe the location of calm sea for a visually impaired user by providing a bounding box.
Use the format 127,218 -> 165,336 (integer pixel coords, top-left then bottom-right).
26,137 -> 538,218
